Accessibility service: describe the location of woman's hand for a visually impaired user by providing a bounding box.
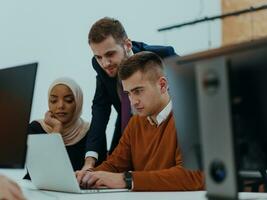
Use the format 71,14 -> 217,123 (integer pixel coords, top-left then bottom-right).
44,111 -> 63,133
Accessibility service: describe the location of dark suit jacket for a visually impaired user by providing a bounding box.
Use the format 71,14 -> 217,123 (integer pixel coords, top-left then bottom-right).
86,41 -> 176,164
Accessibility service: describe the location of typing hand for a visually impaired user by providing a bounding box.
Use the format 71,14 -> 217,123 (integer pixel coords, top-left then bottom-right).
0,175 -> 26,200
79,171 -> 126,189
82,157 -> 96,170
75,157 -> 96,184
44,111 -> 63,133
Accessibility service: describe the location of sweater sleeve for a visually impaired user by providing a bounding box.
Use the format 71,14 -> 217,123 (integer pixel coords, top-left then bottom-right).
132,146 -> 205,191
94,119 -> 133,172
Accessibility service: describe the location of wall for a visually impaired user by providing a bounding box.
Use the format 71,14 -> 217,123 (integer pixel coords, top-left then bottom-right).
222,0 -> 267,45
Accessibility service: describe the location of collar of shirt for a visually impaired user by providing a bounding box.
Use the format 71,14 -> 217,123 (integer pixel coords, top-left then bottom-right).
147,100 -> 172,127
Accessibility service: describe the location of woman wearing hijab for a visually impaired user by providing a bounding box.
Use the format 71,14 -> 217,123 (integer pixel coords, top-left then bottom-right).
28,77 -> 90,171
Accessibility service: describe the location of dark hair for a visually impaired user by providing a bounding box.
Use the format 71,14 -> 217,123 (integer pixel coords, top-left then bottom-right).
119,51 -> 164,81
88,17 -> 128,44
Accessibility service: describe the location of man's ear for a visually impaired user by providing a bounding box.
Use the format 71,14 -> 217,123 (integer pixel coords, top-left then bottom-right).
158,77 -> 168,93
124,38 -> 132,53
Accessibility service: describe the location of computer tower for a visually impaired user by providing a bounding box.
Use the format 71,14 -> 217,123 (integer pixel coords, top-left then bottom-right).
165,37 -> 267,199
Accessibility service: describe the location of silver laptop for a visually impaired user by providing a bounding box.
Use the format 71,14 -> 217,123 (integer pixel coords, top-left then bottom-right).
26,134 -> 129,193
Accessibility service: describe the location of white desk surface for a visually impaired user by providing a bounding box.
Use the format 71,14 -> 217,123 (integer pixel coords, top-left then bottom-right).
1,169 -> 267,200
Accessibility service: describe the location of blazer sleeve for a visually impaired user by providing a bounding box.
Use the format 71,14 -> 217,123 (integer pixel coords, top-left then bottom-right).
132,41 -> 177,58
85,74 -> 112,162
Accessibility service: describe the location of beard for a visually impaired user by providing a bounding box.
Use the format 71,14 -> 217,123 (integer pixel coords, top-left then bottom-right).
105,48 -> 130,77
104,65 -> 118,77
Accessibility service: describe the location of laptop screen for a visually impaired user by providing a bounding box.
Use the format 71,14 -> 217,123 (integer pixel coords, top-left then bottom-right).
0,63 -> 37,168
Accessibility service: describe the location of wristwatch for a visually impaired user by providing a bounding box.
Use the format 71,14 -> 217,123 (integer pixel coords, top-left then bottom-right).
124,171 -> 132,189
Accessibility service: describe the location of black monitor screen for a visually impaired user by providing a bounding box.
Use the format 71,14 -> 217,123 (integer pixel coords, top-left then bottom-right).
228,49 -> 267,171
0,63 -> 37,168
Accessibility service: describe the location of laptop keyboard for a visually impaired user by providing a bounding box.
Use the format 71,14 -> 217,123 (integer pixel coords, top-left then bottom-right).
80,188 -> 129,193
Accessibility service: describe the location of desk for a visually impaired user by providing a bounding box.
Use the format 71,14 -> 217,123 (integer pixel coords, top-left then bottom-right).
1,169 -> 267,200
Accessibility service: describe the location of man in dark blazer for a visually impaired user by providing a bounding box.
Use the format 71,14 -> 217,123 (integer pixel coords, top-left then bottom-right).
81,17 -> 176,171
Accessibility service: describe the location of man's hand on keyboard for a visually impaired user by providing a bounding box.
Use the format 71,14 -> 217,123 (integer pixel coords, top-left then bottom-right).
78,171 -> 126,189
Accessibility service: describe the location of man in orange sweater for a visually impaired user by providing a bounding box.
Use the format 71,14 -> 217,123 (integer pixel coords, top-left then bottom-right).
76,51 -> 205,191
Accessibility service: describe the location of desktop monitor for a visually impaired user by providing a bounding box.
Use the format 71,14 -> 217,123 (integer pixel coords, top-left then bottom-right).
0,63 -> 37,168
165,37 -> 267,200
164,59 -> 202,171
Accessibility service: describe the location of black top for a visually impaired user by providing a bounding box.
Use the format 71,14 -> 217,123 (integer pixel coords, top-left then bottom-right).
86,41 -> 177,163
27,121 -> 87,173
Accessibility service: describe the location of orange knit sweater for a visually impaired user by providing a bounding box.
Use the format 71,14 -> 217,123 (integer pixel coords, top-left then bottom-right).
95,112 -> 205,191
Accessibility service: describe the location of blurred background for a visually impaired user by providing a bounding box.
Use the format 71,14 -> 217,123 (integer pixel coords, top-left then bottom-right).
0,0 -> 266,150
